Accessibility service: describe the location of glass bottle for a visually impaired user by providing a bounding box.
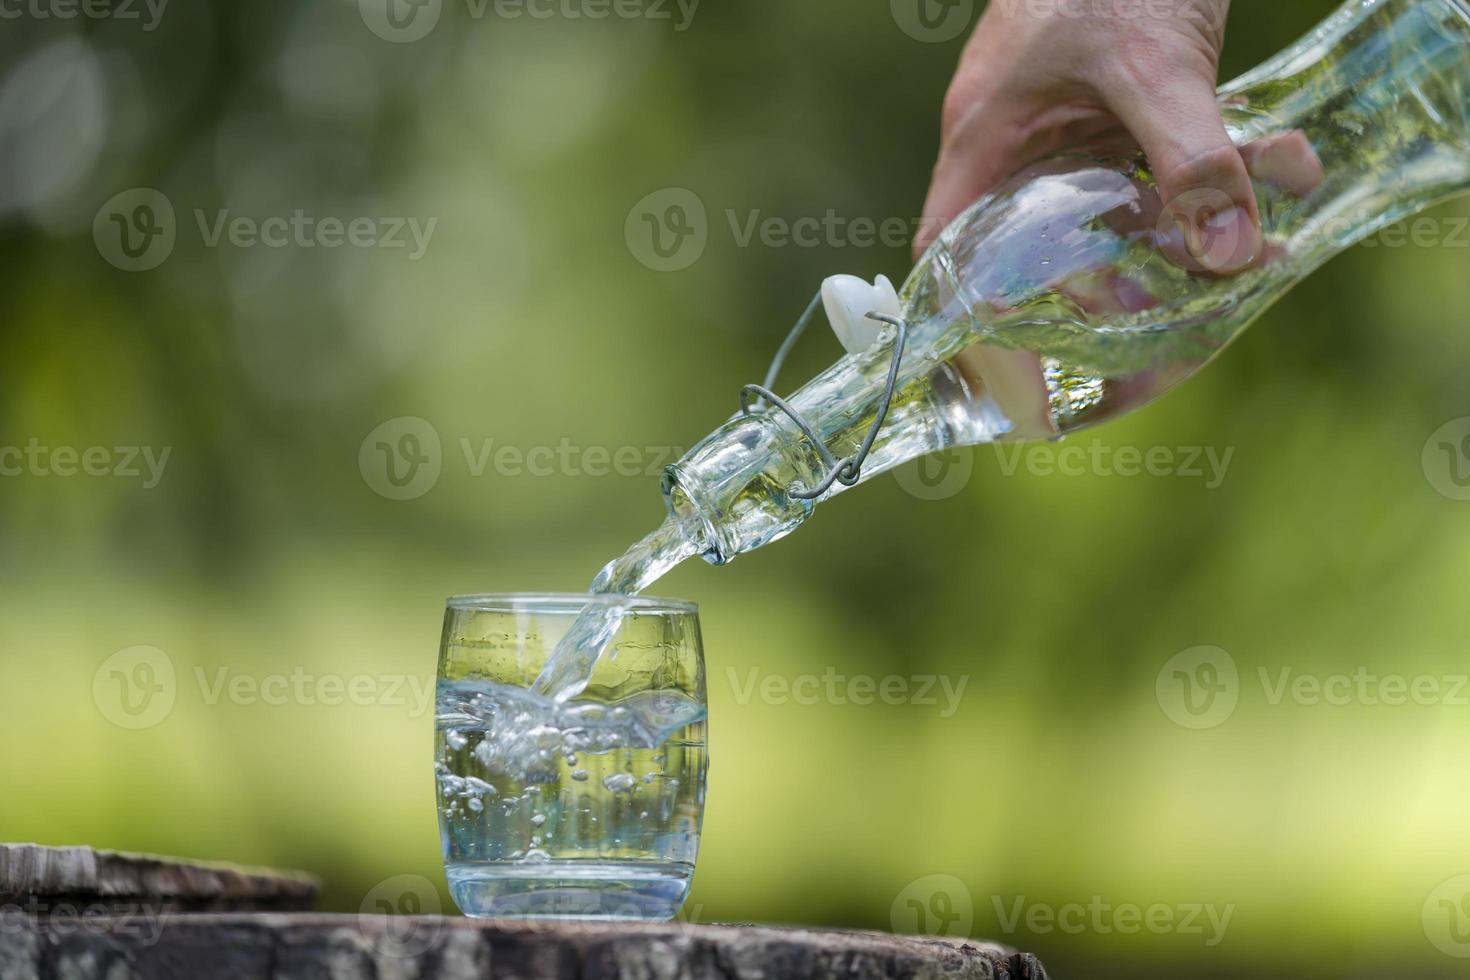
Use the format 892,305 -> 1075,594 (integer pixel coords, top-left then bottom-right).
663,0 -> 1470,566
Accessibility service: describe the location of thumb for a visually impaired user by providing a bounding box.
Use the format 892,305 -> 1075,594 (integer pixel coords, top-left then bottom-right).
1103,66 -> 1262,274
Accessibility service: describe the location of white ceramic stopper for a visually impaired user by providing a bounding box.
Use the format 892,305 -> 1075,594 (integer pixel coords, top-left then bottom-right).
821,274 -> 902,354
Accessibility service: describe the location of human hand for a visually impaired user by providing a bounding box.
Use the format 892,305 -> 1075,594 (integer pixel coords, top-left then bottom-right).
917,0 -> 1262,274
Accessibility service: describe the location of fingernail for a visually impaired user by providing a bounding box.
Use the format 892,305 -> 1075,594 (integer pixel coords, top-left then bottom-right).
1193,206 -> 1261,274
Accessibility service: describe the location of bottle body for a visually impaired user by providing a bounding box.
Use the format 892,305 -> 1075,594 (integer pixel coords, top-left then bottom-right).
666,0 -> 1470,566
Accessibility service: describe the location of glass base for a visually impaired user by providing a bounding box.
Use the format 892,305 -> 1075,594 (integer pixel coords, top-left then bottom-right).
446,859 -> 694,921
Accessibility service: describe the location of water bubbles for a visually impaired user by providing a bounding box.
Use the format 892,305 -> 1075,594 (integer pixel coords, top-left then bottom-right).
466,797 -> 484,814
641,773 -> 655,784
442,679 -> 704,780
464,776 -> 498,798
603,773 -> 636,793
530,814 -> 546,827
571,769 -> 589,782
445,730 -> 468,751
520,849 -> 551,864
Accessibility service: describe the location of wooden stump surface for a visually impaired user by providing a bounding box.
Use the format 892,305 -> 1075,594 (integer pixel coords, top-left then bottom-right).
0,843 -> 318,913
0,845 -> 1047,978
0,914 -> 1048,979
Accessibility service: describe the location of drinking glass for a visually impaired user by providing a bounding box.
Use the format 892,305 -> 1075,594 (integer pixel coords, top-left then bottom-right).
435,593 -> 708,920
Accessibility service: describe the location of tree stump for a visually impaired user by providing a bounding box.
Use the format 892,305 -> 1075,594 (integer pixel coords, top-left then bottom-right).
0,914 -> 1048,979
0,844 -> 1048,978
0,843 -> 318,914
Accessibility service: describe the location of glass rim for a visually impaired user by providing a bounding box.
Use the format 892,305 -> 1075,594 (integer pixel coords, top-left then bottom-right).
445,592 -> 698,615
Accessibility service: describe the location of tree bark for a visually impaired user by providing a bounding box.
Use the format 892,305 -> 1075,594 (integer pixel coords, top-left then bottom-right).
0,843 -> 318,914
0,914 -> 1048,979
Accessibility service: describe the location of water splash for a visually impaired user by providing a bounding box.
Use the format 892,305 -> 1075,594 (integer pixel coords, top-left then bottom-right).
528,514 -> 702,701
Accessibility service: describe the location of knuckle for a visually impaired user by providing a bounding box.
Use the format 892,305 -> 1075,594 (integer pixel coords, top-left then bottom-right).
1160,143 -> 1246,195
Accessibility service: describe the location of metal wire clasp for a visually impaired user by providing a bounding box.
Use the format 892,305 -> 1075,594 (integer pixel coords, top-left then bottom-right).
738,290 -> 909,500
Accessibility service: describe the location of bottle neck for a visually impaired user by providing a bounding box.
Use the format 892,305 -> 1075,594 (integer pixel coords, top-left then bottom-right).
1223,0 -> 1470,266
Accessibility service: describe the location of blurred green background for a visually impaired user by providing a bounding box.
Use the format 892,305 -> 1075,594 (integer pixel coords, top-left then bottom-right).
2,0 -> 1469,976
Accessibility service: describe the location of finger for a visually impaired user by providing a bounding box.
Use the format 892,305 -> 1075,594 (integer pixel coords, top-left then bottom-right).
1102,63 -> 1262,274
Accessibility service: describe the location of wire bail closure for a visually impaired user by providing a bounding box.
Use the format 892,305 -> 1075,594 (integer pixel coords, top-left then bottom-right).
739,289 -> 909,500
